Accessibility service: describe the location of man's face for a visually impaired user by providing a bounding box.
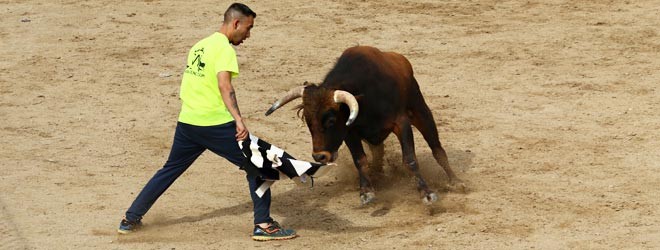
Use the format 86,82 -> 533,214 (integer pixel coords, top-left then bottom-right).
231,16 -> 254,46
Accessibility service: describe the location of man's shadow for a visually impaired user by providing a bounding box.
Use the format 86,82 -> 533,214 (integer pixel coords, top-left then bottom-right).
149,145 -> 474,232
148,180 -> 377,233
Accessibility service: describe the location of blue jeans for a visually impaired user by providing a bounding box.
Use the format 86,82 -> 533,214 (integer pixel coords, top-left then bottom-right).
125,121 -> 273,225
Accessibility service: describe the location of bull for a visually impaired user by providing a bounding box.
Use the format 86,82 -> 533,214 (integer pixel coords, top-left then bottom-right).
265,46 -> 465,204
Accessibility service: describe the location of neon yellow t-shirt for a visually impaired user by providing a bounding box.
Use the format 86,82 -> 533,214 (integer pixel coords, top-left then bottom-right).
178,32 -> 239,126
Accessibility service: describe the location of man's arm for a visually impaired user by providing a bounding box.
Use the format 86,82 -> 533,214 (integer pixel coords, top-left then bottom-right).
217,71 -> 248,141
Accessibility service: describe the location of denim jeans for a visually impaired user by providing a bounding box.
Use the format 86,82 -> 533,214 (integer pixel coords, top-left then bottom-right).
125,121 -> 273,225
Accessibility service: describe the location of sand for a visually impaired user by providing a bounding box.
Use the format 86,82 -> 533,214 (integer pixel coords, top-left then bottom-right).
1,0 -> 659,249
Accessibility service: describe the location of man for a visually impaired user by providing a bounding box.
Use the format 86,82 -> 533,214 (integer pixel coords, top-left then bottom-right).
118,3 -> 297,241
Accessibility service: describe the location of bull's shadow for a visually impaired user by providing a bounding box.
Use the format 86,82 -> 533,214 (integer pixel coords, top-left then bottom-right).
150,144 -> 473,231
356,143 -> 475,215
364,136 -> 475,190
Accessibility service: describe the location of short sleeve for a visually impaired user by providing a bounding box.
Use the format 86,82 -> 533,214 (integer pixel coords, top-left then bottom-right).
214,46 -> 239,78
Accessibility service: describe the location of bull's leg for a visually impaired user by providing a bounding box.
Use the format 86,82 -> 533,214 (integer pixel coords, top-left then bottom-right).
409,102 -> 466,192
345,134 -> 376,205
365,142 -> 385,173
393,116 -> 437,204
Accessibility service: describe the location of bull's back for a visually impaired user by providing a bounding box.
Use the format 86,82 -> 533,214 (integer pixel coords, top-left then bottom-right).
324,46 -> 417,100
351,47 -> 421,109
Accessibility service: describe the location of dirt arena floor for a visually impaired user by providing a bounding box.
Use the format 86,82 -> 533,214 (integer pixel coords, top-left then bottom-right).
2,0 -> 659,249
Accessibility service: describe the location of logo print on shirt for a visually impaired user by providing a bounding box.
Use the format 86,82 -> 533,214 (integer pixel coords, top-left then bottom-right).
185,48 -> 206,77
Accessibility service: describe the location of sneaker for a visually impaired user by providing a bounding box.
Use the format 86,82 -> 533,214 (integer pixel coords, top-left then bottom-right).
117,218 -> 142,234
251,221 -> 297,241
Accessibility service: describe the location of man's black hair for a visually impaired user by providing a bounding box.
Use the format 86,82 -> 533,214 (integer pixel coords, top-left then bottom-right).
225,3 -> 257,21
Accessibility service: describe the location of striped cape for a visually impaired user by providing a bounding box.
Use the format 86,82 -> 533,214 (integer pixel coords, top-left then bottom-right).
238,133 -> 328,197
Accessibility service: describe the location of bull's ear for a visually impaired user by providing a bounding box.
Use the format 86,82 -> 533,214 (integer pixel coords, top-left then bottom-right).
303,81 -> 316,86
354,94 -> 364,102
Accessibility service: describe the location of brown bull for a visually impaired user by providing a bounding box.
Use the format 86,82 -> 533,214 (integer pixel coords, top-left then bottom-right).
265,46 -> 465,204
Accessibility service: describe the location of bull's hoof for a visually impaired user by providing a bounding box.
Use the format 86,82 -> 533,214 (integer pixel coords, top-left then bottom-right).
360,192 -> 376,205
446,180 -> 468,193
422,192 -> 438,205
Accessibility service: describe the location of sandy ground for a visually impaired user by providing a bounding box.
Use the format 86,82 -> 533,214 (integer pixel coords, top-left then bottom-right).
2,0 -> 660,249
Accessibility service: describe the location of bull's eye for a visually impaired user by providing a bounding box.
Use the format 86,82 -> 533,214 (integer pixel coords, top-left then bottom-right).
323,115 -> 336,129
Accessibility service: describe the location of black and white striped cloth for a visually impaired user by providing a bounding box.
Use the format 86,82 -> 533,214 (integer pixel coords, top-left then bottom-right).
238,133 -> 328,197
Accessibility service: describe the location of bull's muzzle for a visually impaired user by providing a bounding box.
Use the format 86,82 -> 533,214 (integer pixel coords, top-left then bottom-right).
312,151 -> 337,164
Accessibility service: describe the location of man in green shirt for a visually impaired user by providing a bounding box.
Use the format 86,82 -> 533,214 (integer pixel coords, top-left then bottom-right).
118,3 -> 296,241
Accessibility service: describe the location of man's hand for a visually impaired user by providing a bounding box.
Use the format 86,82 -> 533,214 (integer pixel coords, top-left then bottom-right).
235,120 -> 248,141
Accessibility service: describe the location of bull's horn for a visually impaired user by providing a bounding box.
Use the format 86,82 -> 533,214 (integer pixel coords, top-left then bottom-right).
265,86 -> 305,116
333,90 -> 359,126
